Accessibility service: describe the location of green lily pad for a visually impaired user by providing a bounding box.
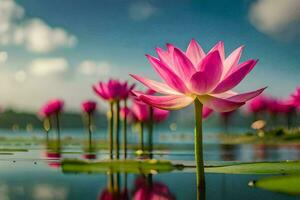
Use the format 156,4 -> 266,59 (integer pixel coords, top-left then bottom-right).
250,175 -> 300,195
205,161 -> 300,174
62,159 -> 176,174
0,148 -> 28,152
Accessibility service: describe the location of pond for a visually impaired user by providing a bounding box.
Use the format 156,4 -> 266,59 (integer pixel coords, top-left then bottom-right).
0,129 -> 299,200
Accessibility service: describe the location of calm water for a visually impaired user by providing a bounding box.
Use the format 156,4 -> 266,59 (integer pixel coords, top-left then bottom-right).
0,129 -> 299,200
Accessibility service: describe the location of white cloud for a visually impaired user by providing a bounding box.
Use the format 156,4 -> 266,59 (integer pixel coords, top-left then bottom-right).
249,0 -> 300,40
0,0 -> 77,53
0,56 -> 142,112
129,1 -> 156,21
77,60 -> 111,76
0,51 -> 8,63
28,58 -> 69,76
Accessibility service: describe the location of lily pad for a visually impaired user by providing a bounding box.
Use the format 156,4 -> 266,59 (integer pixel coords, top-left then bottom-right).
205,161 -> 300,174
62,159 -> 176,174
250,175 -> 300,195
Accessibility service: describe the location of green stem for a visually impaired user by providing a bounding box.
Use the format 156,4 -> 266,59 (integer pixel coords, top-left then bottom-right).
55,112 -> 61,147
109,102 -> 114,159
140,122 -> 144,151
44,117 -> 49,143
194,98 -> 205,200
88,113 -> 92,150
148,107 -> 154,159
123,100 -> 128,159
115,100 -> 120,159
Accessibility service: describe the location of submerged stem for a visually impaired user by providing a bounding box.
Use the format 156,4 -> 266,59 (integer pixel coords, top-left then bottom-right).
194,98 -> 205,200
148,106 -> 154,159
88,113 -> 92,150
55,112 -> 61,147
140,122 -> 144,152
123,100 -> 128,159
109,102 -> 114,159
115,100 -> 120,159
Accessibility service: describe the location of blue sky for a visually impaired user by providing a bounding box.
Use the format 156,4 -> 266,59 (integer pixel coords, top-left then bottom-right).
0,0 -> 299,111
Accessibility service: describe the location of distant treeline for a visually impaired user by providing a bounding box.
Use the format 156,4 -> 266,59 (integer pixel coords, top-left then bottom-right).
0,109 -> 107,130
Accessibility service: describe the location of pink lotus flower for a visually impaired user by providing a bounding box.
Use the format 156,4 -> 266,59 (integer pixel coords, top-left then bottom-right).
120,107 -> 131,120
266,97 -> 290,115
131,39 -> 266,198
131,99 -> 169,123
81,100 -> 97,113
247,95 -> 268,114
276,100 -> 295,114
131,39 -> 265,112
39,99 -> 64,117
203,107 -> 213,119
93,79 -> 135,101
290,87 -> 300,107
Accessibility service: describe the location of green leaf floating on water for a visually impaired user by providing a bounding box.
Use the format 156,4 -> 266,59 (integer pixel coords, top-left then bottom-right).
205,161 -> 300,174
250,175 -> 300,195
62,159 -> 177,174
62,160 -> 300,175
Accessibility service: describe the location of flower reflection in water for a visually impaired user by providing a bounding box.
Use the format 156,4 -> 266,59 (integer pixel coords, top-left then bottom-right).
133,176 -> 175,200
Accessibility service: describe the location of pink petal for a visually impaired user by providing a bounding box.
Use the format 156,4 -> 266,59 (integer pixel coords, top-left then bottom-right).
156,47 -> 173,67
208,41 -> 225,61
133,91 -> 194,110
227,87 -> 267,102
173,48 -> 196,81
146,55 -> 188,93
93,83 -> 110,100
190,50 -> 223,94
212,90 -> 237,99
130,74 -> 182,95
212,59 -> 258,94
186,39 -> 206,66
222,46 -> 244,79
198,95 -> 244,112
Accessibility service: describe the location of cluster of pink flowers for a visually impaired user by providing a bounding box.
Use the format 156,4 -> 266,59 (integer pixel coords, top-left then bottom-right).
248,92 -> 299,116
246,88 -> 299,128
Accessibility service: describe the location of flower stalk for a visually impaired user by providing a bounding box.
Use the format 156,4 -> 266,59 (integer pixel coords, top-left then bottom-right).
87,113 -> 92,149
194,98 -> 205,200
115,100 -> 121,159
109,102 -> 114,159
139,122 -> 144,152
55,112 -> 61,147
148,106 -> 154,159
123,100 -> 128,159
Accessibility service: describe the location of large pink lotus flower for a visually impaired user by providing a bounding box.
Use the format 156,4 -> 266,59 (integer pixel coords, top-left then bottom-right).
131,39 -> 266,197
81,100 -> 97,113
290,87 -> 300,107
131,39 -> 265,112
93,79 -> 135,101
